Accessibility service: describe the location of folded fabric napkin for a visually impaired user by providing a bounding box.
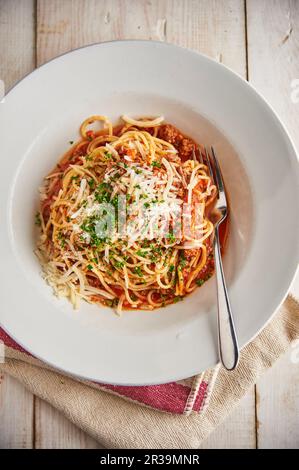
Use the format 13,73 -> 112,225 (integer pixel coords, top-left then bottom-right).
0,295 -> 298,449
0,327 -> 215,415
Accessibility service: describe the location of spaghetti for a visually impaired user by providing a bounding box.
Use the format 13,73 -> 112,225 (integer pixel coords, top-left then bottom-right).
36,115 -> 218,313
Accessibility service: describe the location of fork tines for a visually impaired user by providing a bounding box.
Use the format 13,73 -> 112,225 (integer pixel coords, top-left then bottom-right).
198,146 -> 225,197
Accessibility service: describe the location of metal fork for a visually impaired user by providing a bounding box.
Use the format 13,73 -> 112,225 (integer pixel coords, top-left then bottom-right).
198,147 -> 239,370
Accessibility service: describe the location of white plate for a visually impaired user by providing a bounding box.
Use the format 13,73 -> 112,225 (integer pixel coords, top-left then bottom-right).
0,41 -> 298,385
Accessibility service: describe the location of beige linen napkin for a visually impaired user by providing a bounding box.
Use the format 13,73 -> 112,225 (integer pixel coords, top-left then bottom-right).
0,295 -> 298,449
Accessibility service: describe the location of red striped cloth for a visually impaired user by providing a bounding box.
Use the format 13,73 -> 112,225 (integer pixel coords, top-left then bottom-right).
0,327 -> 214,415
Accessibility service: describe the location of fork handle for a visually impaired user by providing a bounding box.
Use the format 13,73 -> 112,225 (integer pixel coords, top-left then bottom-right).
214,227 -> 239,370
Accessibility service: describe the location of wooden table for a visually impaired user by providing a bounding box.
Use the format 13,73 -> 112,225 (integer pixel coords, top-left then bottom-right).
0,0 -> 298,449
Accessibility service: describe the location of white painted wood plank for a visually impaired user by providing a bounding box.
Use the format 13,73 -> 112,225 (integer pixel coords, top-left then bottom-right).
247,0 -> 299,149
0,0 -> 35,449
256,350 -> 299,449
247,0 -> 299,449
36,0 -> 255,449
37,0 -> 246,74
0,0 -> 35,90
0,374 -> 34,449
200,388 -> 256,449
35,399 -> 103,449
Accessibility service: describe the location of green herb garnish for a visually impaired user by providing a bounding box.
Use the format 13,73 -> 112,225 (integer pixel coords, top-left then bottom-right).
114,260 -> 125,269
105,298 -> 119,308
173,296 -> 183,303
35,212 -> 41,226
94,182 -> 112,204
166,232 -> 176,243
57,231 -> 66,248
136,250 -> 147,257
88,178 -> 95,189
133,266 -> 143,277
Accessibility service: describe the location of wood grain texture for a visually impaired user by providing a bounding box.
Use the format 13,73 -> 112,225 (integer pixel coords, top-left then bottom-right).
0,374 -> 34,449
35,399 -> 103,449
200,389 -> 256,449
247,0 -> 299,148
0,0 -> 35,90
37,0 -> 246,74
256,350 -> 299,449
0,0 -> 35,449
247,0 -> 299,449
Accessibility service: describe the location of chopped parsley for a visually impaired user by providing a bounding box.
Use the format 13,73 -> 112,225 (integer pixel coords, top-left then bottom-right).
166,232 -> 176,243
173,296 -> 184,303
150,247 -> 163,262
35,212 -> 41,226
169,265 -> 175,273
133,266 -> 143,277
105,298 -> 118,308
136,250 -> 147,257
110,195 -> 119,208
94,182 -> 112,204
87,264 -> 93,270
114,260 -> 125,269
196,273 -> 213,286
57,231 -> 66,248
151,160 -> 161,168
80,216 -> 105,247
88,178 -> 95,189
149,245 -> 163,259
